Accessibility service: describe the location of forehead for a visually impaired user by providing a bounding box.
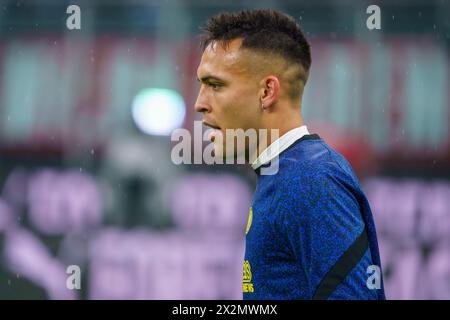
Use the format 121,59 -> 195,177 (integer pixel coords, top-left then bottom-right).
197,38 -> 249,78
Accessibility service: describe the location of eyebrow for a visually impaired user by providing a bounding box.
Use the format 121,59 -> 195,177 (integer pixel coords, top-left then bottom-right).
197,75 -> 226,84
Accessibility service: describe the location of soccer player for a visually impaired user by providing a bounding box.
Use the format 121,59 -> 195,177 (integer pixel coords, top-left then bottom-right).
194,9 -> 386,300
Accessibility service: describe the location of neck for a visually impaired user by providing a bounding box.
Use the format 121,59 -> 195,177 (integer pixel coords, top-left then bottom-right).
248,110 -> 305,164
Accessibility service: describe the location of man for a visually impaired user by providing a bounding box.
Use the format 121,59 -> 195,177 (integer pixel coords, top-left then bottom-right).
195,9 -> 385,300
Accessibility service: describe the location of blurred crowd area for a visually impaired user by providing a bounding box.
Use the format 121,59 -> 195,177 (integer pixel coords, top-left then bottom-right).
0,0 -> 449,299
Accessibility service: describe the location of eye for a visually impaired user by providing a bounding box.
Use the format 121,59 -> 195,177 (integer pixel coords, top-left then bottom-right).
208,83 -> 221,90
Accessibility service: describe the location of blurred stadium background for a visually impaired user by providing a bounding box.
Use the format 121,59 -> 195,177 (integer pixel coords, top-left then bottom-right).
0,0 -> 449,299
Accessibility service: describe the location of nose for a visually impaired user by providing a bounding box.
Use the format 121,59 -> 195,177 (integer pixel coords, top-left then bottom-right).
194,86 -> 211,114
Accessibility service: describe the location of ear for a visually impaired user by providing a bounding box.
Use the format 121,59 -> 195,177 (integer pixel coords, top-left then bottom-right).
259,75 -> 280,110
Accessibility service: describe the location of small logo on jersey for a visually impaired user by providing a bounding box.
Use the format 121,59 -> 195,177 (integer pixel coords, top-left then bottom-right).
246,207 -> 253,236
243,260 -> 254,293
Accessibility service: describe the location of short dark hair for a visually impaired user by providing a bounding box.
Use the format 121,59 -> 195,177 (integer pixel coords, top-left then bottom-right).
200,9 -> 311,84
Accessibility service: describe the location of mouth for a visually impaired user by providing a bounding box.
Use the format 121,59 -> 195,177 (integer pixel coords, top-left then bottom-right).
202,121 -> 222,143
202,120 -> 221,131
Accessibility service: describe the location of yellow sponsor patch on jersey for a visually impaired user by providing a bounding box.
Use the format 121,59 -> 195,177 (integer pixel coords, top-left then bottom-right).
242,260 -> 254,293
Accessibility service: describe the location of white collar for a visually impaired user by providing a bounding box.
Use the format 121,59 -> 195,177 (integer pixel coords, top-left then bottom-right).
251,125 -> 310,170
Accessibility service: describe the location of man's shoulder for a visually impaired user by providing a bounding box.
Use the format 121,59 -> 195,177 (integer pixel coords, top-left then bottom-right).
271,140 -> 362,204
278,137 -> 356,178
